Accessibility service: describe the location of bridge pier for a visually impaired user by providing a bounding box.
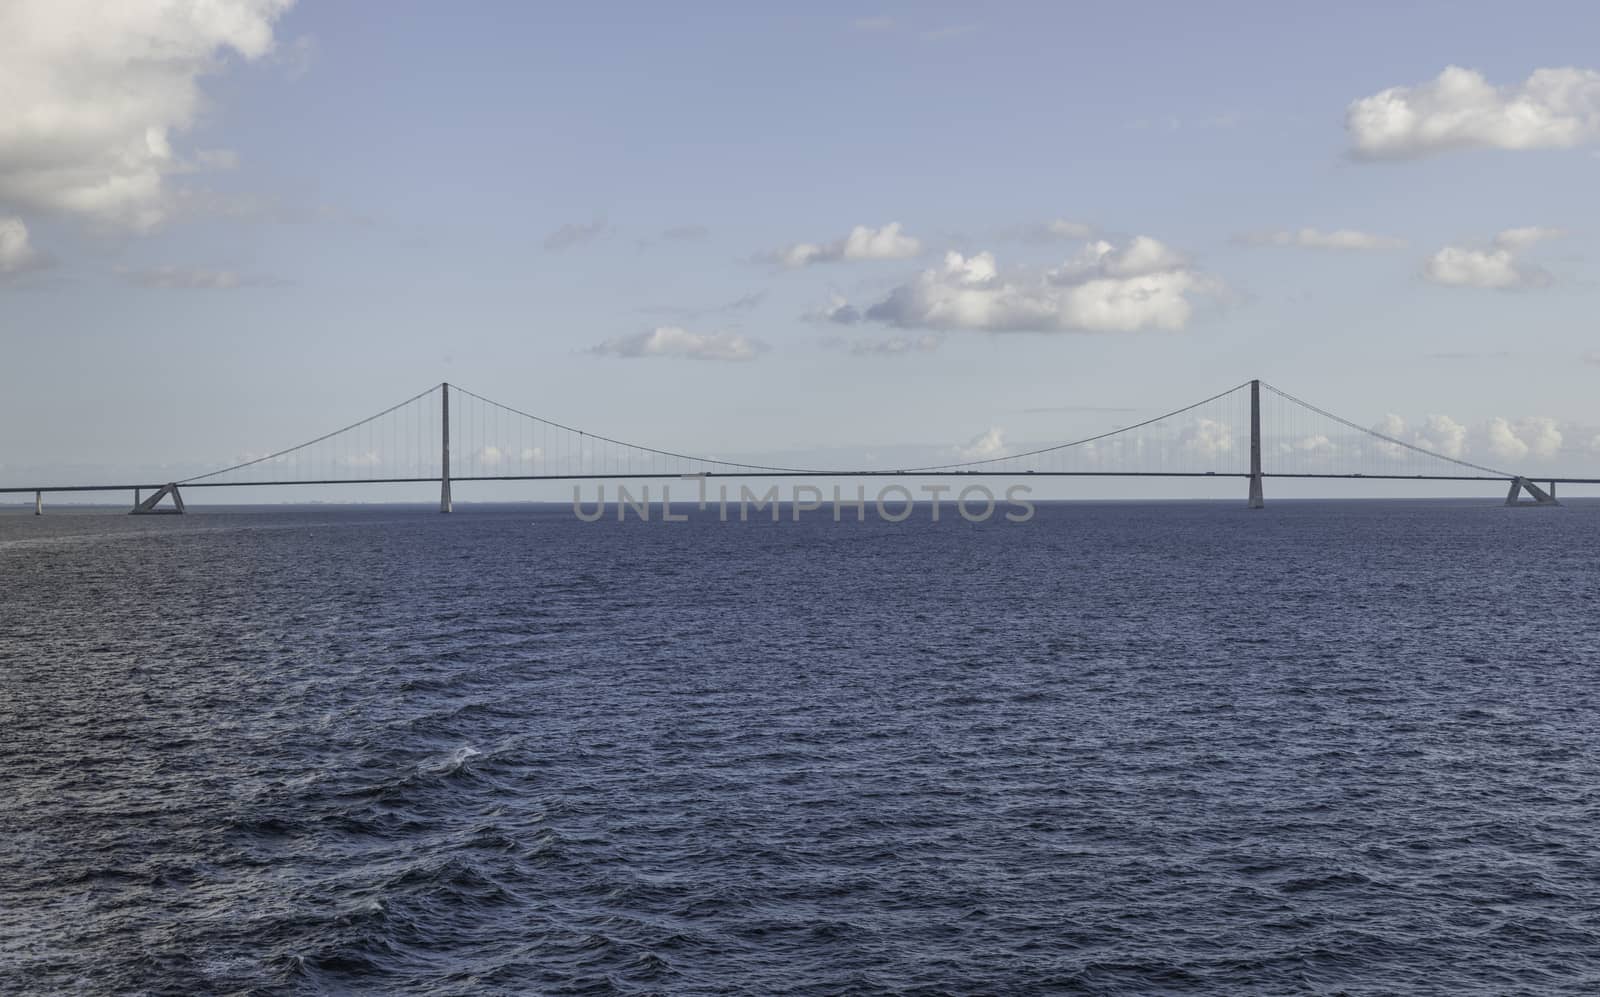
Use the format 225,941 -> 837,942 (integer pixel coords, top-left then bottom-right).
34,490 -> 41,516
1505,477 -> 1560,507
131,482 -> 186,515
1247,379 -> 1264,509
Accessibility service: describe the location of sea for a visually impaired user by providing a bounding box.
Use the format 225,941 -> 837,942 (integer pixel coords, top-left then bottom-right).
1,500 -> 1597,995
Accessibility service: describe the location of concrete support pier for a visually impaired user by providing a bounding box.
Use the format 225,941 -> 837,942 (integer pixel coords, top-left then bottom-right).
1247,379 -> 1264,509
440,381 -> 453,513
1505,477 -> 1561,507
130,483 -> 186,515
34,490 -> 41,516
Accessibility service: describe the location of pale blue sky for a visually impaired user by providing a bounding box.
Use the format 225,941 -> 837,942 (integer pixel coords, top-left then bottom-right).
3,0 -> 1599,494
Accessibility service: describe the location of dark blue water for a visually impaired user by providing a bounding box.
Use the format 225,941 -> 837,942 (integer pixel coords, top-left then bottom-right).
2,501 -> 1598,995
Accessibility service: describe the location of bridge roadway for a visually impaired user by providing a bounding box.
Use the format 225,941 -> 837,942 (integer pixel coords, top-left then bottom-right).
9,471 -> 1600,496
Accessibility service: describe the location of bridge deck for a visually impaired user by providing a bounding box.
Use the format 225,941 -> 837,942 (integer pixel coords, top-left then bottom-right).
10,471 -> 1600,495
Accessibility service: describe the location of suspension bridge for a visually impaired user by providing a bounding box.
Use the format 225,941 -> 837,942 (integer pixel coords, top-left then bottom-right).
2,380 -> 1586,514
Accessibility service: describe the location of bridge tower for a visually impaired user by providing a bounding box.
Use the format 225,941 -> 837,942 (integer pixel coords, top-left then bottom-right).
440,382 -> 453,513
1248,378 -> 1264,509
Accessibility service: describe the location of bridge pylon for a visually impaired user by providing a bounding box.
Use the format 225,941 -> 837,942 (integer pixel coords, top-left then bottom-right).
440,382 -> 453,513
1247,378 -> 1264,509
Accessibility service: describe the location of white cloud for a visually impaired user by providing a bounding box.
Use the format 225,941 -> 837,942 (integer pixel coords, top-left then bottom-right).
862,237 -> 1218,333
767,222 -> 922,267
1371,413 -> 1408,458
1180,419 -> 1235,459
1513,416 -> 1563,458
1234,227 -> 1406,251
1424,247 -> 1528,289
1377,412 -> 1565,463
1423,227 -> 1561,289
0,0 -> 293,230
1415,414 -> 1468,458
957,428 -> 1007,460
1294,434 -> 1335,455
589,326 -> 768,362
1371,411 -> 1575,464
1484,417 -> 1530,460
0,217 -> 46,273
1347,66 -> 1600,159
544,217 -> 610,251
1493,225 -> 1563,251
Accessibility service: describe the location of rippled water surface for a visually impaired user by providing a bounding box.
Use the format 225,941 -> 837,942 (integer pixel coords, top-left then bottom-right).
2,501 -> 1599,995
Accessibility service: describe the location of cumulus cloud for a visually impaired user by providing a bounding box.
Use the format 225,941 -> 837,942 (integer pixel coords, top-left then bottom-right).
589,326 -> 768,362
1234,227 -> 1406,251
1347,66 -> 1600,159
1414,414 -> 1469,458
1484,417 -> 1529,460
1374,413 -> 1406,437
957,428 -> 1007,460
1423,227 -> 1561,289
1424,247 -> 1529,289
766,222 -> 922,267
861,236 -> 1218,333
472,445 -> 544,467
1293,434 -> 1336,455
544,217 -> 610,251
1180,419 -> 1235,459
1379,412 -> 1563,463
1512,416 -> 1562,458
0,0 -> 293,230
0,217 -> 47,274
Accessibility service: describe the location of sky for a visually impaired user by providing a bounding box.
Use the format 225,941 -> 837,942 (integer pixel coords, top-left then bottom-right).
3,0 -> 1600,501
